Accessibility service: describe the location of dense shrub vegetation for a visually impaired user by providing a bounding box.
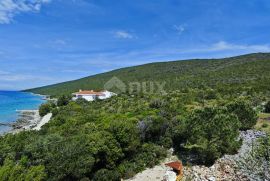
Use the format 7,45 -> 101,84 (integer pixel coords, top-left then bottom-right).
179,107 -> 242,164
226,100 -> 258,130
0,90 -> 259,180
0,157 -> 46,180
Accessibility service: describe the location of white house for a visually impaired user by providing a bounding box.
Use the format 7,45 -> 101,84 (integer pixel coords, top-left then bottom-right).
72,90 -> 116,101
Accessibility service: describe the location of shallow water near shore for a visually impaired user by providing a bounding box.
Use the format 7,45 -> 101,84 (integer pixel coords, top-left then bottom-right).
0,91 -> 45,134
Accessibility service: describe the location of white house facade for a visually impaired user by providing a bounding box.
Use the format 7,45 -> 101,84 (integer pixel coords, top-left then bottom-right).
72,90 -> 116,101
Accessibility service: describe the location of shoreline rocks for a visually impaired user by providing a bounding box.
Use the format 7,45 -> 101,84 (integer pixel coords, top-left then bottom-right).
4,110 -> 41,134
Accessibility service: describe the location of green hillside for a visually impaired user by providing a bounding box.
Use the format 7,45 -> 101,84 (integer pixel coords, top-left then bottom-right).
27,53 -> 270,97
2,53 -> 270,180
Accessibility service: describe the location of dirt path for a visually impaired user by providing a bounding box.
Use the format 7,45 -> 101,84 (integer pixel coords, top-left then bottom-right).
33,113 -> 52,130
125,156 -> 178,181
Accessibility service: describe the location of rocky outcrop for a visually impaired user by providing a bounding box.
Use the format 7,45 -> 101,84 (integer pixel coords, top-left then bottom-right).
125,130 -> 267,181
183,159 -> 248,181
183,130 -> 267,181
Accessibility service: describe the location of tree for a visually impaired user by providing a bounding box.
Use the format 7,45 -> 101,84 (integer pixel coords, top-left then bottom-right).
226,100 -> 258,130
57,95 -> 71,106
87,131 -> 124,169
138,116 -> 168,144
0,157 -> 47,181
26,134 -> 96,180
183,107 -> 241,165
92,169 -> 121,181
109,120 -> 140,153
39,103 -> 52,117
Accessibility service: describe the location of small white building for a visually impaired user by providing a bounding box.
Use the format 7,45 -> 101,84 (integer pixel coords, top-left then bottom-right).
72,90 -> 116,101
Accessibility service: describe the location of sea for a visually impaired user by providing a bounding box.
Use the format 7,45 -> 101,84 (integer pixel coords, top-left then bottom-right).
0,91 -> 45,134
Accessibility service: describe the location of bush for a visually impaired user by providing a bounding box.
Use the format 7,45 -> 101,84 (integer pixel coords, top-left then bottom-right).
226,100 -> 258,130
182,107 -> 241,165
51,108 -> 59,117
109,120 -> 140,153
76,98 -> 89,105
265,101 -> 270,113
262,123 -> 268,128
92,169 -> 121,181
39,103 -> 52,117
117,143 -> 167,179
57,95 -> 71,106
149,99 -> 166,109
0,157 -> 47,180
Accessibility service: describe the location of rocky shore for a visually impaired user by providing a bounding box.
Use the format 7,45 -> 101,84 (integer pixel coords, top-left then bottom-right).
1,110 -> 52,135
8,110 -> 41,134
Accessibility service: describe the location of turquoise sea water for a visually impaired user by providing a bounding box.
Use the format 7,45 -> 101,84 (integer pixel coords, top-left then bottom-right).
0,91 -> 45,134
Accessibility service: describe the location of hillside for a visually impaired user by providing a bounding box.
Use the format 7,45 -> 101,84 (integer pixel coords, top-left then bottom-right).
2,53 -> 270,180
26,53 -> 270,96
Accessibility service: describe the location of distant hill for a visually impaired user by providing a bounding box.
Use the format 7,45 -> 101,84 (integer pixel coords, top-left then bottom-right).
26,53 -> 270,96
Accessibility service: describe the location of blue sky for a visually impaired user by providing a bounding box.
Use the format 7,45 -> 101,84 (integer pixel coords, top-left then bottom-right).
1,0 -> 270,90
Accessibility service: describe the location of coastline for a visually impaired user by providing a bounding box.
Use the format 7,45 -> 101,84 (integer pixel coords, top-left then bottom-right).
9,110 -> 40,134
0,92 -> 52,136
2,110 -> 52,135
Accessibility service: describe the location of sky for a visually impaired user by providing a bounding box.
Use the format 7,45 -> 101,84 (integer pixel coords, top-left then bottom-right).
1,0 -> 270,90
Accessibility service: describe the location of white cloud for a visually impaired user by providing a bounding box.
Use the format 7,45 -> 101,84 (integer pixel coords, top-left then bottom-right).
1,75 -> 33,81
0,0 -> 51,24
173,25 -> 185,35
114,30 -> 135,39
0,71 -> 36,81
61,69 -> 88,74
0,70 -> 52,81
100,41 -> 270,64
205,41 -> 270,52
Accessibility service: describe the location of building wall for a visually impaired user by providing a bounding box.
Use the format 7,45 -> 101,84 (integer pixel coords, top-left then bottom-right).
99,91 -> 116,100
73,91 -> 116,101
82,95 -> 96,101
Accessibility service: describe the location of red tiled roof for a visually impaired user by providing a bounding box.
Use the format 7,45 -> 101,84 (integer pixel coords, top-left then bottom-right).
73,90 -> 105,96
165,161 -> 182,171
